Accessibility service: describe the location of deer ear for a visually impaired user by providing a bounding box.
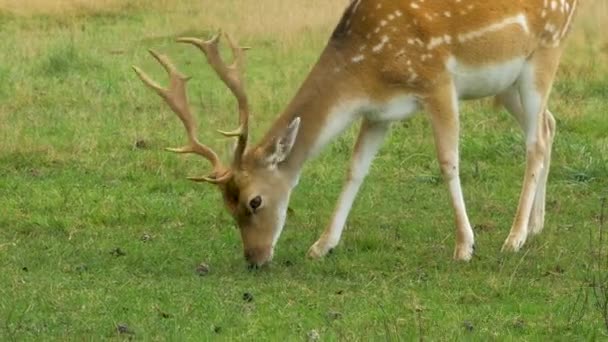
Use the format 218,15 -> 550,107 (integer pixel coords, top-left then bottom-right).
263,117 -> 301,167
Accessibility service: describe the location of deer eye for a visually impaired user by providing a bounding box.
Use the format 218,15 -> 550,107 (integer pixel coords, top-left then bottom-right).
249,196 -> 262,211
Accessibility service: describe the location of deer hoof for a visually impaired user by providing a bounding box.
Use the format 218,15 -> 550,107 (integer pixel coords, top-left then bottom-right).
501,233 -> 527,252
453,244 -> 474,261
307,241 -> 333,259
528,214 -> 545,236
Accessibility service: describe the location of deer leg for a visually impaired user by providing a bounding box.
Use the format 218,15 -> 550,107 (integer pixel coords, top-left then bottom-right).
529,109 -> 556,235
426,81 -> 475,261
497,90 -> 557,236
308,119 -> 389,259
502,48 -> 562,252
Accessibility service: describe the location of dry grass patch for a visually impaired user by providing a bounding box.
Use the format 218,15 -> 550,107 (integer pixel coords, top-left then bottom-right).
0,0 -> 146,16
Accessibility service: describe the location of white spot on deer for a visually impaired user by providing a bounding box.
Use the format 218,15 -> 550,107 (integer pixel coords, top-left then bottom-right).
444,11 -> 451,17
380,20 -> 387,26
395,48 -> 406,57
372,35 -> 390,53
541,9 -> 547,18
551,1 -> 557,10
458,14 -> 529,43
376,3 -> 382,9
427,36 -> 445,50
388,14 -> 395,20
352,54 -> 365,63
374,27 -> 381,33
407,38 -> 415,45
411,3 -> 419,9
408,71 -> 418,83
395,10 -> 403,17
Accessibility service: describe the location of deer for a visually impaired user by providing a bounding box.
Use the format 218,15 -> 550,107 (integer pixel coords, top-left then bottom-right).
133,0 -> 579,267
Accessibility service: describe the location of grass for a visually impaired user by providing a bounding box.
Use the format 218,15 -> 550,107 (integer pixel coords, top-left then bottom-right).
1,0 -> 607,339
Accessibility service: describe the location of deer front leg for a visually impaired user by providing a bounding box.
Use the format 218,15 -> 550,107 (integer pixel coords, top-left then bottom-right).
426,81 -> 475,261
308,119 -> 389,259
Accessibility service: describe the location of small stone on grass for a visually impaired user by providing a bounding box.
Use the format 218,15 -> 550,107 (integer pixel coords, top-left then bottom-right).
117,323 -> 134,335
463,320 -> 474,332
307,329 -> 320,341
196,263 -> 210,276
140,233 -> 152,242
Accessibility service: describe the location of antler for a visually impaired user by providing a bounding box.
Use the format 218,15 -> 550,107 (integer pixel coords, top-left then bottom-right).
176,32 -> 250,166
132,50 -> 232,184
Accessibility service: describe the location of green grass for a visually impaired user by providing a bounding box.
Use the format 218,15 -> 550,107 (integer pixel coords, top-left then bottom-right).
1,3 -> 608,340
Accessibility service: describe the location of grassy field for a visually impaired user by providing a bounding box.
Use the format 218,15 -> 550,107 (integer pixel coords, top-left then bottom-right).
1,0 -> 607,340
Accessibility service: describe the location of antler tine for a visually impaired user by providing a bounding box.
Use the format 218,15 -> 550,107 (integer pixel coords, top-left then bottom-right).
132,50 -> 231,184
177,31 -> 250,165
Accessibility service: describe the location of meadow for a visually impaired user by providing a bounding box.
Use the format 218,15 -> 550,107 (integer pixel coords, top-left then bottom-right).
0,0 -> 607,340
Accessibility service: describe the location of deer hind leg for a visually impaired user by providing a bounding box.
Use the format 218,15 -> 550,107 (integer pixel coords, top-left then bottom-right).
497,89 -> 557,236
529,109 -> 556,235
308,119 -> 389,259
502,47 -> 562,252
425,81 -> 475,261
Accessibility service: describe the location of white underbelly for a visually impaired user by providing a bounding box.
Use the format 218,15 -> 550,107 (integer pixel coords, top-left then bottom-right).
447,56 -> 525,100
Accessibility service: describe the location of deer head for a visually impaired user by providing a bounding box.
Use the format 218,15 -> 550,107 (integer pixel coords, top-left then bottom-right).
133,33 -> 301,267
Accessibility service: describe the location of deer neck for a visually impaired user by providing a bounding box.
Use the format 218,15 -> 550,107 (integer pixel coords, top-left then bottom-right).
257,43 -> 366,185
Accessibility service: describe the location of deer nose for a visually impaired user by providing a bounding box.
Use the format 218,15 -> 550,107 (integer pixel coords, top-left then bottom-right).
244,246 -> 272,267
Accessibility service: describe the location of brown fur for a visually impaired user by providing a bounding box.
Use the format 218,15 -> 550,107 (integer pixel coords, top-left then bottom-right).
138,0 -> 579,266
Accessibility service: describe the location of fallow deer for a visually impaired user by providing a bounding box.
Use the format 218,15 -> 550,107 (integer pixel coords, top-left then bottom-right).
133,0 -> 579,267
